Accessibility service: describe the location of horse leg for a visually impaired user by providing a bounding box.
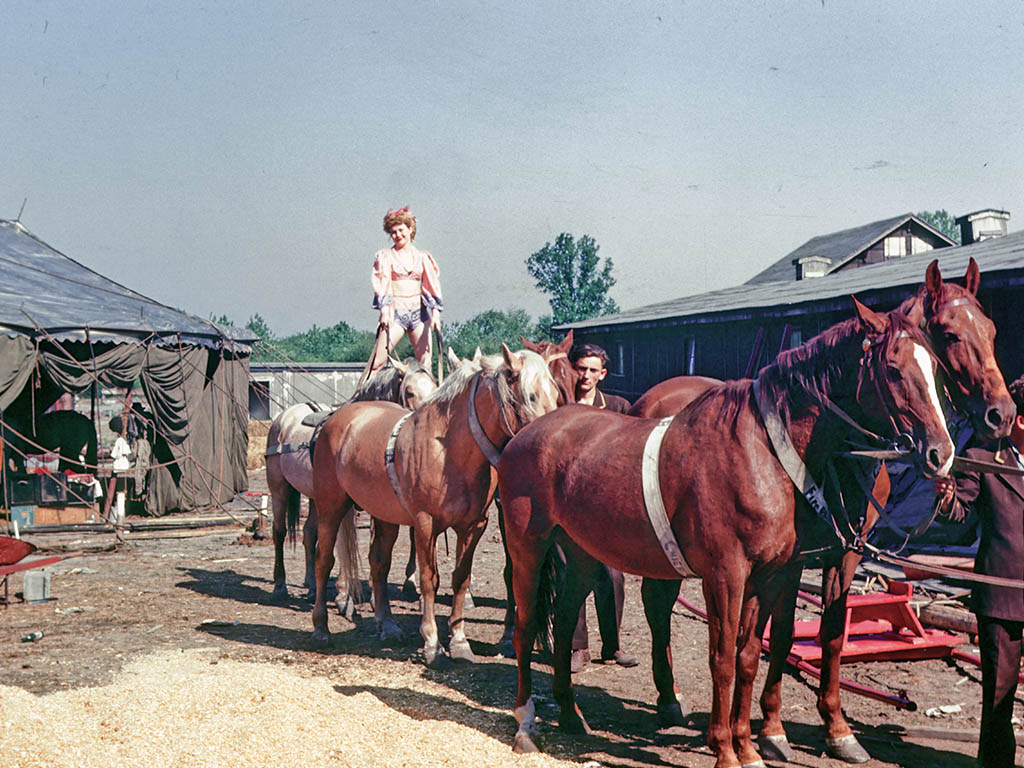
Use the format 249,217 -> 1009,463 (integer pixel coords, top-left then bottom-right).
449,516 -> 488,663
302,499 -> 318,601
817,552 -> 870,763
641,576 -> 687,727
757,562 -> 802,763
732,581 -> 786,768
267,456 -> 293,601
496,497 -> 517,658
369,519 -> 402,640
511,537 -> 554,754
551,540 -> 599,735
402,525 -> 419,600
413,519 -> 445,667
703,569 -> 747,768
311,496 -> 351,647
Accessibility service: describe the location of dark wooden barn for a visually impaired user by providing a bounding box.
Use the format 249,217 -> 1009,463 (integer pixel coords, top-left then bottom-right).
561,217 -> 1022,402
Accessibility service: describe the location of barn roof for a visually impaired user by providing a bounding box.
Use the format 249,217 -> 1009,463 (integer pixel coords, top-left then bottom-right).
744,213 -> 956,285
0,220 -> 254,348
560,228 -> 1024,332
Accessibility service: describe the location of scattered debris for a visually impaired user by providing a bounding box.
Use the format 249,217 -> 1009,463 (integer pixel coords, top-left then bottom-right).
925,703 -> 963,717
20,630 -> 44,642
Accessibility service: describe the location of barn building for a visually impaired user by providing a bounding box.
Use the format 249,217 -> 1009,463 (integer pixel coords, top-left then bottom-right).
561,210 -> 1021,401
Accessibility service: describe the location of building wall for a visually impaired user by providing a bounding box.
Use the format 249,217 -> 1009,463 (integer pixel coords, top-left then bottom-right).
249,365 -> 363,420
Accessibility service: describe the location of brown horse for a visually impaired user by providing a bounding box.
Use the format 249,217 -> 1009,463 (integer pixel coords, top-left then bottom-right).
265,359 -> 436,607
311,345 -> 560,665
614,259 -> 1013,763
499,300 -> 954,768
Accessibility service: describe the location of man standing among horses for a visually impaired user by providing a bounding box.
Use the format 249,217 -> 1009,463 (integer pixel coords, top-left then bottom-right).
935,373 -> 1024,768
568,342 -> 639,673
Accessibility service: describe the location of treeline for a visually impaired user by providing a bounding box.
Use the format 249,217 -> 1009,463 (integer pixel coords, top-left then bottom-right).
224,309 -> 556,364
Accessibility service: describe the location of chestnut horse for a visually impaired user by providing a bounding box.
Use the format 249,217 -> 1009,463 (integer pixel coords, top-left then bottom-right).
614,259 -> 1012,763
499,300 -> 954,768
265,359 -> 436,605
311,345 -> 560,665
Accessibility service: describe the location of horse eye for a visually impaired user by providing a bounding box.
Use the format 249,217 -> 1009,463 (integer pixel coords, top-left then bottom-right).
886,365 -> 904,380
943,331 -> 959,345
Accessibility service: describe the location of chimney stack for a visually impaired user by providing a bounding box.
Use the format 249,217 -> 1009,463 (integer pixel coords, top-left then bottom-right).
956,209 -> 1010,245
793,255 -> 831,280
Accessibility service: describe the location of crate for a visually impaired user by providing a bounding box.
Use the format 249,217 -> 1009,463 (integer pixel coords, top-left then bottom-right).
9,504 -> 33,527
38,473 -> 67,505
6,473 -> 37,505
32,505 -> 93,525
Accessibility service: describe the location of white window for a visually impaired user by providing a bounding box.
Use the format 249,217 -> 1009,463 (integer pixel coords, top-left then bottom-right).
884,235 -> 907,259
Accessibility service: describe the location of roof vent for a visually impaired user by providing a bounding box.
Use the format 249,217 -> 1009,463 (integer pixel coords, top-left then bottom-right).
956,209 -> 1010,245
793,255 -> 831,280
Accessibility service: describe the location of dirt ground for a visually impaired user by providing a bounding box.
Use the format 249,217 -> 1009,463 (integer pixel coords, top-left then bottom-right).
1,470 -> 1020,767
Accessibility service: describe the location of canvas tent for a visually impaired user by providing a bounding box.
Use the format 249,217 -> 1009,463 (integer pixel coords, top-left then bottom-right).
0,219 -> 254,515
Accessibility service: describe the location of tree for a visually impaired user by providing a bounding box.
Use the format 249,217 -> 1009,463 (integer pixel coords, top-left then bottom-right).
526,233 -> 619,326
916,210 -> 961,245
246,313 -> 274,342
443,308 -> 538,358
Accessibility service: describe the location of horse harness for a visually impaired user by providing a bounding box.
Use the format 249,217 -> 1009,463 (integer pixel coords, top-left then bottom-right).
641,416 -> 696,578
467,373 -> 515,468
384,412 -> 413,508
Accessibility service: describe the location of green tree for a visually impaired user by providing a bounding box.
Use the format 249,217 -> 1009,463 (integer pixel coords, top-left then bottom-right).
916,210 -> 961,245
276,321 -> 377,362
246,313 -> 274,342
444,308 -> 537,358
526,233 -> 619,325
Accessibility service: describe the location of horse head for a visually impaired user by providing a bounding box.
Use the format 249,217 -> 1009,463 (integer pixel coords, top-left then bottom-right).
520,329 -> 576,405
901,257 -> 1014,440
853,299 -> 954,479
492,344 -> 561,432
396,360 -> 438,410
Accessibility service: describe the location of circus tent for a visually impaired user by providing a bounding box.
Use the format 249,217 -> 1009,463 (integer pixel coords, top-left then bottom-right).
0,219 -> 255,516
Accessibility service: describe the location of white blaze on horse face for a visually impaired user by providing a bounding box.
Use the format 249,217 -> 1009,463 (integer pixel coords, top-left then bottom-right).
911,342 -> 954,476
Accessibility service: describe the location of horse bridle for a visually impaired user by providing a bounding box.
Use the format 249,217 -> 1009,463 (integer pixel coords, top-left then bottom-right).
468,372 -> 518,468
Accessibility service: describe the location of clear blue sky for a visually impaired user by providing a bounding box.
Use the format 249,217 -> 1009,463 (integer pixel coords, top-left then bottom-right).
3,1 -> 1021,336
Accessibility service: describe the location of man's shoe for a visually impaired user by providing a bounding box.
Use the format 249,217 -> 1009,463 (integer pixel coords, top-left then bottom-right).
570,649 -> 590,673
601,649 -> 639,667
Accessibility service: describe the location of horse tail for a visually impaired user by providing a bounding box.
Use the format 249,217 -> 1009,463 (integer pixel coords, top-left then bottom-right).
333,510 -> 361,605
532,545 -> 560,654
286,487 -> 301,546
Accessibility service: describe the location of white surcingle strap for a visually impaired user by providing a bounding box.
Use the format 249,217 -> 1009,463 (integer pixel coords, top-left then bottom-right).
385,412 -> 412,504
468,374 -> 502,468
641,416 -> 695,577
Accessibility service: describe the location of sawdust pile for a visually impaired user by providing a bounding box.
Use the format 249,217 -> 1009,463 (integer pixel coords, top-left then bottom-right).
0,648 -> 572,768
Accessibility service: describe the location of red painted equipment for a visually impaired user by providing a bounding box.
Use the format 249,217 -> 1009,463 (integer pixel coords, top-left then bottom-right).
777,580 -> 963,665
0,535 -> 81,607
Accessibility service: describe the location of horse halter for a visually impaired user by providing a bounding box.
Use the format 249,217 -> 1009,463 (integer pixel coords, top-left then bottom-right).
848,330 -> 919,453
467,372 -> 517,468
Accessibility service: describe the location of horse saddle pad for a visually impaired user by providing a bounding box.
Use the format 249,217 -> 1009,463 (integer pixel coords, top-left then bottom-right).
300,410 -> 334,428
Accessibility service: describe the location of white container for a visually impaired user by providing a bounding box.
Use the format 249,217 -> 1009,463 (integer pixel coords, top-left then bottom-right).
24,570 -> 51,602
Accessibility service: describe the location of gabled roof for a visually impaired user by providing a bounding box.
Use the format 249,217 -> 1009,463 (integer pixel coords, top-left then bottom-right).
744,213 -> 957,285
559,228 -> 1024,332
0,220 -> 254,348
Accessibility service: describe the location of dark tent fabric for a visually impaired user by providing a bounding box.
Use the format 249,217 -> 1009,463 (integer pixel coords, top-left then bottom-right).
0,219 -> 254,516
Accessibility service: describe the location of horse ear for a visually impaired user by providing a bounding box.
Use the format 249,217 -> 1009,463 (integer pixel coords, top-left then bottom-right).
557,329 -> 574,353
520,335 -> 539,352
390,356 -> 409,374
965,257 -> 981,295
501,342 -> 523,375
472,347 -> 483,362
446,347 -> 461,368
852,296 -> 888,336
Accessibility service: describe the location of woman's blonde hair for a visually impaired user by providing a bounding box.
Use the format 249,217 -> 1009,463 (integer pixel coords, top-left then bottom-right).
383,206 -> 416,240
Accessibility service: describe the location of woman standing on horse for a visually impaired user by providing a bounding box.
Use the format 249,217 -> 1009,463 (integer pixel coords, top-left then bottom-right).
368,206 -> 443,372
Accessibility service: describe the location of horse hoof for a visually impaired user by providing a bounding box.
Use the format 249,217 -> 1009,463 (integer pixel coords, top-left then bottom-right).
757,734 -> 795,763
559,712 -> 591,735
740,761 -> 765,768
449,638 -> 477,664
656,700 -> 687,728
311,628 -> 330,648
401,579 -> 419,601
512,729 -> 540,753
826,735 -> 870,764
305,589 -> 317,602
271,584 -> 289,601
424,647 -> 451,670
464,591 -> 475,611
378,619 -> 402,642
335,597 -> 356,622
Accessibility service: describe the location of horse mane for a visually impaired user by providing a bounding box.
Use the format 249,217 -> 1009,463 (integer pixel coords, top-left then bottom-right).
424,349 -> 553,422
896,277 -> 982,318
755,310 -> 931,427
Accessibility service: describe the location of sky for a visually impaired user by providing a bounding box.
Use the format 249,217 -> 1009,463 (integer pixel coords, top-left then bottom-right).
2,1 -> 1022,337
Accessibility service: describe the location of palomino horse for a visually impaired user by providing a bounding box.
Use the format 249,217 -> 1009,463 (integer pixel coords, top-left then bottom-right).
265,359 -> 436,605
499,300 -> 954,768
623,258 -> 1014,763
311,345 -> 560,665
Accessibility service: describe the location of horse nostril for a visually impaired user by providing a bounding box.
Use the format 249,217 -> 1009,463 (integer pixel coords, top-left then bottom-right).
927,448 -> 941,472
986,406 -> 1006,429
